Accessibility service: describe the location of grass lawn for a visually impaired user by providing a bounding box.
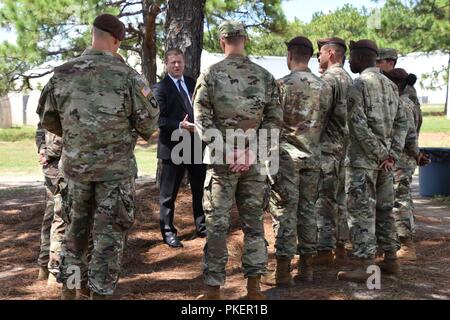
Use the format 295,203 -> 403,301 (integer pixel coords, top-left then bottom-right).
0,140 -> 41,178
1,104 -> 449,179
419,104 -> 450,147
420,116 -> 450,134
420,104 -> 450,134
0,126 -> 36,142
0,137 -> 158,179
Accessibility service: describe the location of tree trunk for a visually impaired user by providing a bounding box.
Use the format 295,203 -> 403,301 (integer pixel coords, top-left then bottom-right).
142,0 -> 161,85
164,0 -> 206,79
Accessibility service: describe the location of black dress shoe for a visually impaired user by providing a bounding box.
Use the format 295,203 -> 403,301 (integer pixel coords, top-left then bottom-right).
164,234 -> 183,248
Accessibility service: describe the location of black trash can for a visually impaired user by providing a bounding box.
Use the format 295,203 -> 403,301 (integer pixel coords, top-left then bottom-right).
419,148 -> 450,197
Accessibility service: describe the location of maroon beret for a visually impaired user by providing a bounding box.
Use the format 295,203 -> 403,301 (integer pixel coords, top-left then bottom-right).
93,14 -> 126,41
285,36 -> 314,56
385,68 -> 409,82
349,39 -> 379,55
317,37 -> 347,52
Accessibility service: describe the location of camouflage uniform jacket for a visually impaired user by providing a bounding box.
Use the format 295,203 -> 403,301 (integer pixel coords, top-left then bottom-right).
396,94 -> 420,169
320,63 -> 353,158
193,54 -> 282,160
346,67 -> 408,170
404,84 -> 422,134
37,47 -> 159,182
35,122 -> 63,180
278,68 -> 333,169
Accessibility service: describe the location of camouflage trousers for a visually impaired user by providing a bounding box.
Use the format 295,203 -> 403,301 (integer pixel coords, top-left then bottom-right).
202,164 -> 268,287
268,150 -> 321,259
336,163 -> 350,245
59,177 -> 135,295
316,153 -> 349,251
38,177 -> 66,275
346,167 -> 400,259
394,167 -> 416,239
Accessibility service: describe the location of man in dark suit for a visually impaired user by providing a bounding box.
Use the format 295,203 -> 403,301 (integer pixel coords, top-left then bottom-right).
152,48 -> 206,248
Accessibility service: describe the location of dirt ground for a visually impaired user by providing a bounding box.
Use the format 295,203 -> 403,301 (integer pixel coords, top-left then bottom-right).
0,176 -> 449,300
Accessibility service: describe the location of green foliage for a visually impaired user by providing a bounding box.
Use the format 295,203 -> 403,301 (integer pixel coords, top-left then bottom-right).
0,0 -> 448,94
0,126 -> 36,142
0,0 -> 111,95
246,1 -> 450,57
203,0 -> 287,53
0,0 -> 286,94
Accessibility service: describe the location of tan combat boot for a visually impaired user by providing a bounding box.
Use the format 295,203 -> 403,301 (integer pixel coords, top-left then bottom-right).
294,255 -> 314,282
377,251 -> 400,275
37,266 -> 49,280
314,250 -> 334,266
335,243 -> 347,261
260,257 -> 294,287
245,276 -> 266,300
397,237 -> 417,261
61,284 -> 76,300
337,258 -> 374,283
196,285 -> 221,300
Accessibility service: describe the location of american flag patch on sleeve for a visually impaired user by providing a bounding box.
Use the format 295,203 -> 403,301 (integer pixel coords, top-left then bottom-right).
141,86 -> 151,97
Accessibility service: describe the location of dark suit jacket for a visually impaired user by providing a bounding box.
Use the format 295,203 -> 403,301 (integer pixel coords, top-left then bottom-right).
152,75 -> 197,160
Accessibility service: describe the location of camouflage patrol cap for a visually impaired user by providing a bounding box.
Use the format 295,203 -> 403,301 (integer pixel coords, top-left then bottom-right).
377,48 -> 398,61
93,13 -> 126,41
218,20 -> 247,38
317,37 -> 347,53
285,36 -> 314,57
349,39 -> 379,56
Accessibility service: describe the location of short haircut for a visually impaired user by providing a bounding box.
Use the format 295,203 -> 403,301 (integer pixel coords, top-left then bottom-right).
323,44 -> 345,61
223,35 -> 246,46
92,26 -> 113,39
288,45 -> 312,63
165,48 -> 184,62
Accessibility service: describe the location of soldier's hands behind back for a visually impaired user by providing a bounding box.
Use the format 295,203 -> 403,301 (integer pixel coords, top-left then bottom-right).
229,148 -> 256,173
38,150 -> 48,166
379,157 -> 395,172
417,152 -> 431,166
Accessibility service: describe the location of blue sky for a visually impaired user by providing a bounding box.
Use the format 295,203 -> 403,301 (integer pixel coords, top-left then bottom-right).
0,1 -> 387,44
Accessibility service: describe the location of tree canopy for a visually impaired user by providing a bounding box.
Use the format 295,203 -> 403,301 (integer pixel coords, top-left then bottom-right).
0,0 -> 448,95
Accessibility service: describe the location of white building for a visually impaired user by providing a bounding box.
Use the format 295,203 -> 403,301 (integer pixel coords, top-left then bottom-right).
2,50 -> 449,127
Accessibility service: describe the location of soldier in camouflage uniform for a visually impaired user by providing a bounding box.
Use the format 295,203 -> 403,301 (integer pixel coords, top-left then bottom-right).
377,50 -> 424,259
314,38 -> 353,265
377,48 -> 423,133
35,124 -> 66,284
261,36 -> 333,286
193,20 -> 282,300
37,14 -> 159,299
384,69 -> 429,261
337,40 -> 408,282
